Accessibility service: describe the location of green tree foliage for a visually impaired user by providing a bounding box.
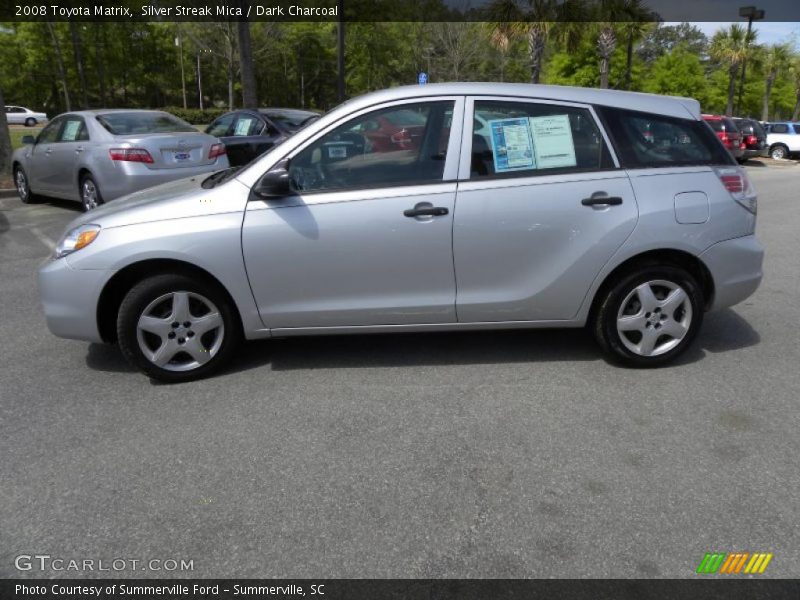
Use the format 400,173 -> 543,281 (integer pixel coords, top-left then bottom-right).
641,45 -> 709,105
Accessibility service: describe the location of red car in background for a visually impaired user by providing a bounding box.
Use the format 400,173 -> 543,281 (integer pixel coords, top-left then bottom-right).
702,114 -> 745,162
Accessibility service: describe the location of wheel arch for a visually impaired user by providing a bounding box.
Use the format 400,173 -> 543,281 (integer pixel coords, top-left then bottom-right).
587,248 -> 715,326
96,258 -> 244,343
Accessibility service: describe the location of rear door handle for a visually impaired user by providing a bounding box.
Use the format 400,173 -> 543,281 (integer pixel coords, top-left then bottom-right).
404,205 -> 449,218
581,194 -> 623,207
75,146 -> 84,153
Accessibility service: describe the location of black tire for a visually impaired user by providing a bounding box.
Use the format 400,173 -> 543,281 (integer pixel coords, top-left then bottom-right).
593,265 -> 704,368
117,274 -> 242,383
14,165 -> 36,204
79,173 -> 104,211
769,144 -> 789,160
24,117 -> 36,127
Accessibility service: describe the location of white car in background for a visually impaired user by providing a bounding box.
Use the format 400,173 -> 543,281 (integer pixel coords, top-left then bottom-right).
5,105 -> 48,127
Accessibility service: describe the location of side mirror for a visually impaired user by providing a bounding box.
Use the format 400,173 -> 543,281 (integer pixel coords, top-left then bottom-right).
21,135 -> 36,145
253,163 -> 294,199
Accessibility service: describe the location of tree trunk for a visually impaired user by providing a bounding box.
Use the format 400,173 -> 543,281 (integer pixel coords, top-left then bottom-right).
762,73 -> 775,122
624,30 -> 634,90
69,22 -> 89,108
792,93 -> 800,121
725,65 -> 737,117
0,85 -> 13,177
95,25 -> 107,106
527,24 -> 547,84
597,26 -> 616,89
237,19 -> 258,108
46,22 -> 71,111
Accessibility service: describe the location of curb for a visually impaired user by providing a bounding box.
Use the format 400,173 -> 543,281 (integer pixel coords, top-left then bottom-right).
0,188 -> 17,198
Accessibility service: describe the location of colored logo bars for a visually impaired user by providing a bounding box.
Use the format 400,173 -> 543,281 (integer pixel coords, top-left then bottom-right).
696,552 -> 773,574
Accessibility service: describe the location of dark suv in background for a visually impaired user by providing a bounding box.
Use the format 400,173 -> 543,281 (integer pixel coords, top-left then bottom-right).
702,114 -> 744,162
732,117 -> 768,160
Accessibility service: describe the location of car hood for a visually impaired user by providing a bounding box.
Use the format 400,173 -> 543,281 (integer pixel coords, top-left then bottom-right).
68,173 -> 242,230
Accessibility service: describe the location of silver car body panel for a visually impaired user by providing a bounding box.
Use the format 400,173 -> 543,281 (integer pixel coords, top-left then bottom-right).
12,110 -> 229,204
37,83 -> 762,345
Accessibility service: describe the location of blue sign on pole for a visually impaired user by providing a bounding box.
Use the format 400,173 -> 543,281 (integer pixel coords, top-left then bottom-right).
418,72 -> 428,85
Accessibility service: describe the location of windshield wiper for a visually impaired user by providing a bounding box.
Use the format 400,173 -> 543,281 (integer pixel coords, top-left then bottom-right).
201,166 -> 241,189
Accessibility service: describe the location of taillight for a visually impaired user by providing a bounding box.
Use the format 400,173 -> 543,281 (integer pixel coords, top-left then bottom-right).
208,143 -> 226,159
746,135 -> 757,146
390,129 -> 412,146
719,132 -> 731,147
109,148 -> 153,163
714,166 -> 757,214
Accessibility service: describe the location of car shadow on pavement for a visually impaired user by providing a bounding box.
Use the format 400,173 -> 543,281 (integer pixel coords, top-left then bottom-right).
83,308 -> 760,377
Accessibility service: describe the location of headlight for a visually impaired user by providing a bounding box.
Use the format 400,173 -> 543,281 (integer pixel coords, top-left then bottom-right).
54,224 -> 101,259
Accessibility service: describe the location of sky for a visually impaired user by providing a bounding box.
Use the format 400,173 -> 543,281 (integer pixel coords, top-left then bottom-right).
681,22 -> 800,46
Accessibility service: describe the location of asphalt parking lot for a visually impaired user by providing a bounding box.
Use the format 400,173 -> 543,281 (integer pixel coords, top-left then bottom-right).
1,163 -> 799,579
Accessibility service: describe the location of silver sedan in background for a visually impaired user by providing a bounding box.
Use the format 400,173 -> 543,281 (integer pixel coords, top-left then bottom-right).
12,110 -> 229,211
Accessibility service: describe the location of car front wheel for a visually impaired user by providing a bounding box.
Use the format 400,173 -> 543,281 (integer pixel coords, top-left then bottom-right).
24,117 -> 37,127
117,274 -> 242,382
593,265 -> 703,367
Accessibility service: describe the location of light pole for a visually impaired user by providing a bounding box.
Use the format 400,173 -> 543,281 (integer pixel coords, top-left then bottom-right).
736,5 -> 764,115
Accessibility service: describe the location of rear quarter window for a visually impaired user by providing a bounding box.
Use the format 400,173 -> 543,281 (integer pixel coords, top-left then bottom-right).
598,107 -> 734,168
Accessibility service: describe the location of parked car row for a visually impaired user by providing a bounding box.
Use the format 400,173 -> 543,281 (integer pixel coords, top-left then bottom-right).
11,107 -> 317,211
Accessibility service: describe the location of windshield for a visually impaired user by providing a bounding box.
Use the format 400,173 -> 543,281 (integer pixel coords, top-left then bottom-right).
96,112 -> 197,135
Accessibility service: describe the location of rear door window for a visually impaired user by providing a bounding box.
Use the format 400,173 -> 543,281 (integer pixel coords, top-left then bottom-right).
599,107 -> 734,168
232,115 -> 264,136
470,100 -> 614,178
59,117 -> 89,142
770,123 -> 789,134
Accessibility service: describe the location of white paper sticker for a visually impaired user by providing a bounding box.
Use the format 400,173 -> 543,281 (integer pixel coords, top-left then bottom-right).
327,145 -> 347,159
529,115 -> 577,169
488,117 -> 536,172
61,120 -> 81,141
234,118 -> 255,136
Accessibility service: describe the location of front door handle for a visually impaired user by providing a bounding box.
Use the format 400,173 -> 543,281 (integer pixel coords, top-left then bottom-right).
581,194 -> 623,207
75,146 -> 84,153
404,204 -> 449,218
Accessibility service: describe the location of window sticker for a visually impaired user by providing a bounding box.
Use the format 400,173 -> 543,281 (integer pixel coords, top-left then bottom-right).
327,145 -> 347,159
234,118 -> 255,136
529,114 -> 577,169
61,120 -> 82,141
488,117 -> 536,172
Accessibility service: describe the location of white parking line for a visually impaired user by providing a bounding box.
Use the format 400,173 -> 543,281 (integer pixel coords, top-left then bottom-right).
30,227 -> 56,251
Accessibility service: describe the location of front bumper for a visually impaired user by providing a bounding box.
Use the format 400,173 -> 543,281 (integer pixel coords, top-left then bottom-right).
38,257 -> 111,343
700,235 -> 764,311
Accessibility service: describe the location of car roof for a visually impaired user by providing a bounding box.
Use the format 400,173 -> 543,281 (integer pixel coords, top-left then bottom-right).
344,83 -> 702,120
52,109 -> 176,118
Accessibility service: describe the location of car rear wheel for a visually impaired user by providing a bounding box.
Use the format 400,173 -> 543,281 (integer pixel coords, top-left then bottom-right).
24,117 -> 37,127
14,166 -> 36,204
770,144 -> 789,160
593,265 -> 703,367
117,274 -> 241,383
80,174 -> 103,211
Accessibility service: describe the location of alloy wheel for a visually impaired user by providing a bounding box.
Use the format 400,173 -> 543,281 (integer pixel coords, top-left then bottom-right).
616,280 -> 693,357
136,291 -> 225,372
15,169 -> 28,200
82,179 -> 99,210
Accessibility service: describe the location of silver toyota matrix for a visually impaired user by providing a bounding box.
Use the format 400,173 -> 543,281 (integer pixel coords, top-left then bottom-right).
38,83 -> 764,382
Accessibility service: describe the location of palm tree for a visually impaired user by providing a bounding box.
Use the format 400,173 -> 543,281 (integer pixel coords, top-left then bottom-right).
761,43 -> 791,121
709,24 -> 758,117
486,0 -> 556,84
618,0 -> 656,90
